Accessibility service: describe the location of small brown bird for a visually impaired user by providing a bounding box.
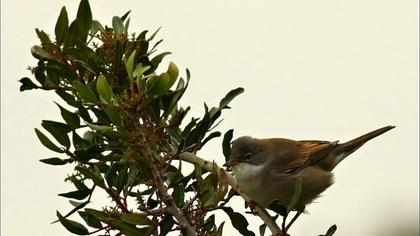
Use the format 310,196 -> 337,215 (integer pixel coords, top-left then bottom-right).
224,126 -> 395,231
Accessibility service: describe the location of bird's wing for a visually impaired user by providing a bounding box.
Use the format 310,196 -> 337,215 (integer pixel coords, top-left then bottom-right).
275,140 -> 338,175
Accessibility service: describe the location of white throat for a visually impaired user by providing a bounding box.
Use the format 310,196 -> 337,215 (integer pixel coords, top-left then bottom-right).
232,162 -> 265,183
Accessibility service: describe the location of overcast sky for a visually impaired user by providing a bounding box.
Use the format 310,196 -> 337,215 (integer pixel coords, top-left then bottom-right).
1,0 -> 419,235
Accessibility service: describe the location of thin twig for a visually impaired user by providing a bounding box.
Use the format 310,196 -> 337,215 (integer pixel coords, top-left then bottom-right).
149,161 -> 197,236
178,152 -> 282,236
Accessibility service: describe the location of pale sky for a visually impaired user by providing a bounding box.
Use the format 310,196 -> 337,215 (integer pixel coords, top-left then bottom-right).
1,0 -> 419,235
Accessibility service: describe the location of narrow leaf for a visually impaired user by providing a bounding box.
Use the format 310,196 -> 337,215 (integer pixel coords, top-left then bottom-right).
124,50 -> 136,80
146,73 -> 171,96
219,87 -> 244,109
56,211 -> 89,235
34,128 -> 63,153
19,77 -> 39,91
55,103 -> 80,128
320,225 -> 337,236
172,183 -> 185,207
76,166 -> 105,187
150,52 -> 171,72
120,10 -> 131,22
166,61 -> 179,87
259,223 -> 267,236
40,157 -> 71,165
31,45 -> 55,60
78,211 -> 102,229
86,122 -> 113,131
112,16 -> 125,34
90,20 -> 104,34
55,7 -> 69,44
76,0 -> 92,41
41,120 -> 71,148
222,207 -> 255,236
73,81 -> 97,103
96,74 -> 113,103
58,189 -> 91,200
121,213 -> 154,226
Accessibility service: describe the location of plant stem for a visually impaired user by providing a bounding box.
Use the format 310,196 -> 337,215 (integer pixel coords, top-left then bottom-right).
179,152 -> 282,235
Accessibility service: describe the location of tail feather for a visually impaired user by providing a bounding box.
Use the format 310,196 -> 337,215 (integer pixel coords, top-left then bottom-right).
332,125 -> 395,167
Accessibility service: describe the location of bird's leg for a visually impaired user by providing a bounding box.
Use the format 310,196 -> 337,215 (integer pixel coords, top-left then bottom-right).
245,200 -> 258,215
284,211 -> 302,232
281,214 -> 288,235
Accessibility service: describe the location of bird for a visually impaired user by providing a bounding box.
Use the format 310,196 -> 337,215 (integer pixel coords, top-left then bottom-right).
224,125 -> 395,232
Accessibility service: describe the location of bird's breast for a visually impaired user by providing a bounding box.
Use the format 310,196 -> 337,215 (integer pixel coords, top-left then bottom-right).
232,163 -> 265,196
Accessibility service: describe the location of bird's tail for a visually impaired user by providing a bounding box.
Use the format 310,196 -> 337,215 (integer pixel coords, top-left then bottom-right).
331,125 -> 395,168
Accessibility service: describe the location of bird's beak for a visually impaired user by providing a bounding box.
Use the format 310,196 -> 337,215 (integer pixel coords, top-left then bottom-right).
223,160 -> 239,167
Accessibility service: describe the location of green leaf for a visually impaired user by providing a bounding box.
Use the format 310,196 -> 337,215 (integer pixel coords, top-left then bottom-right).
105,218 -> 154,236
124,18 -> 130,33
166,61 -> 179,86
201,192 -> 217,207
201,214 -> 215,231
96,75 -> 113,103
216,222 -> 225,236
31,45 -> 55,60
159,215 -> 174,236
73,81 -> 97,103
40,157 -> 71,165
222,129 -> 234,163
150,52 -> 171,72
19,77 -> 39,91
56,90 -> 80,107
34,63 -> 46,84
147,27 -> 161,42
58,189 -> 91,200
133,63 -> 151,79
124,50 -> 136,80
34,128 -> 63,153
35,29 -> 52,46
219,87 -> 244,109
121,213 -> 154,226
90,20 -> 104,34
172,183 -> 185,207
76,0 -> 92,42
287,178 -> 302,213
112,16 -> 125,34
76,166 -> 105,187
78,211 -> 102,229
222,207 -> 255,236
120,10 -> 131,22
106,107 -> 122,126
41,120 -> 71,148
55,103 -> 80,128
318,225 -> 337,236
86,122 -> 113,132
64,20 -> 79,47
55,6 -> 69,44
146,73 -> 171,96
194,162 -> 202,177
201,131 -> 221,147
259,223 -> 267,236
56,211 -> 89,235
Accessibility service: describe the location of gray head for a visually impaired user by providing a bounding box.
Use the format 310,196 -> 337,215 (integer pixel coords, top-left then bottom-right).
224,136 -> 268,167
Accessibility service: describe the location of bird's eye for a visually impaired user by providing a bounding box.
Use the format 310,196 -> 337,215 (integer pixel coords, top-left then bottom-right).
243,153 -> 252,160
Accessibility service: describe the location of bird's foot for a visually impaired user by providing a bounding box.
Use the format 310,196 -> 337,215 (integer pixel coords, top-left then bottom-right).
244,200 -> 258,215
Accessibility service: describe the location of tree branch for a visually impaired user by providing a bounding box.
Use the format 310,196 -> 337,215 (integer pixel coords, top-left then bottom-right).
149,161 -> 197,236
179,152 -> 282,235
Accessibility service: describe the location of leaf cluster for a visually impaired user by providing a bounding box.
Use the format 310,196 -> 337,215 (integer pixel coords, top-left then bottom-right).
21,1 -> 250,235
21,1 -> 337,235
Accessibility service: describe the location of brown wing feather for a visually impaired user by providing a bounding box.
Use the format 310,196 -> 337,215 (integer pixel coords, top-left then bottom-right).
282,140 -> 338,174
